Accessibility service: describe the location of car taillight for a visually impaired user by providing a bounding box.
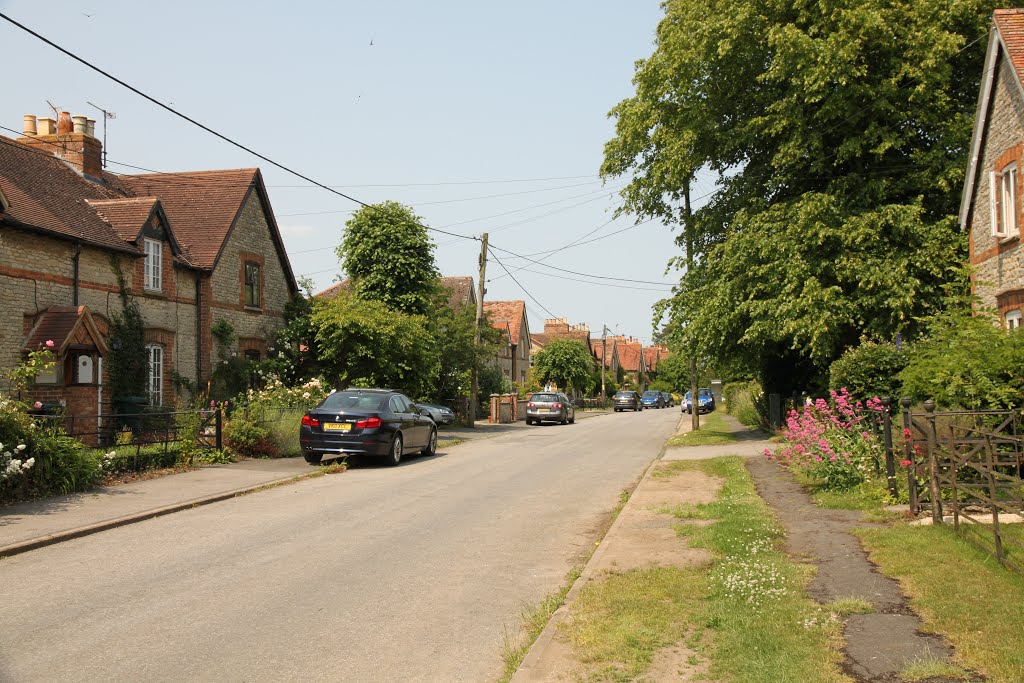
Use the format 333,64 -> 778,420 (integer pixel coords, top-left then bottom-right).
528,402 -> 535,408
554,403 -> 562,409
355,417 -> 382,429
301,414 -> 319,428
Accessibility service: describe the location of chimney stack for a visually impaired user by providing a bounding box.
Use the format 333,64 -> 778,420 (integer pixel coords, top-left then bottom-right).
16,108 -> 103,180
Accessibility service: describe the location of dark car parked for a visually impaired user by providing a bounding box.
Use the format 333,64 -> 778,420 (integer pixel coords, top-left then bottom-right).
526,392 -> 575,425
299,388 -> 437,466
641,390 -> 665,409
418,403 -> 456,426
613,390 -> 643,412
660,391 -> 675,408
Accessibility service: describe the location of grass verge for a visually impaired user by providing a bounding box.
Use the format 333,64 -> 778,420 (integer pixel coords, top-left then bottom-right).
665,411 -> 737,448
232,461 -> 346,498
560,458 -> 849,683
856,524 -> 1024,682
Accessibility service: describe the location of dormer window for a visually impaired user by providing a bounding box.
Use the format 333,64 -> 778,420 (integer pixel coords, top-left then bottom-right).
1007,309 -> 1022,331
144,238 -> 162,291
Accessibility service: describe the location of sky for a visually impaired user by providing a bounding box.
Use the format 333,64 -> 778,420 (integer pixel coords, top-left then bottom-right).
0,0 -> 684,344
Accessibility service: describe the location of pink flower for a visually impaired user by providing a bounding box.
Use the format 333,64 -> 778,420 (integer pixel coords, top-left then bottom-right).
45,340 -> 55,348
900,459 -> 913,468
33,401 -> 43,409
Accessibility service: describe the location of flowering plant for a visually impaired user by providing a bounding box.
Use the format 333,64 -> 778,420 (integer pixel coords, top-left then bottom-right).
766,389 -> 884,491
7,343 -> 56,393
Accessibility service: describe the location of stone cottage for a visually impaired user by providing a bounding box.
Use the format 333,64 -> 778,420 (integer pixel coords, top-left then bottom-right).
483,300 -> 531,387
959,9 -> 1024,328
0,109 -> 297,423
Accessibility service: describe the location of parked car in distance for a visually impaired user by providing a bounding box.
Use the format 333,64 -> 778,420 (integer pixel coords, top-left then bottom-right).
660,392 -> 674,408
299,388 -> 437,466
526,392 -> 575,425
683,388 -> 716,414
613,390 -> 643,412
641,390 -> 665,409
417,403 -> 456,426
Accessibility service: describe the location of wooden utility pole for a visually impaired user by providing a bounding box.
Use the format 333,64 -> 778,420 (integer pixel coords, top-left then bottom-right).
601,325 -> 608,408
469,232 -> 489,428
683,181 -> 699,432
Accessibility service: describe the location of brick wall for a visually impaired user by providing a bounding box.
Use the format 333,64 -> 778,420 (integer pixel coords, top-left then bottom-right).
969,57 -> 1024,316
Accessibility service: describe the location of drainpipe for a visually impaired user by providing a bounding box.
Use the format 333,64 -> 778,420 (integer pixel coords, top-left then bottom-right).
72,243 -> 81,306
195,276 -> 203,384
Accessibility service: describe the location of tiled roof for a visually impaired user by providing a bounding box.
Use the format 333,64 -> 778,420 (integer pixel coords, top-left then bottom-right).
531,330 -> 591,350
995,9 -> 1024,83
85,197 -> 159,243
644,347 -> 660,371
118,169 -> 258,270
0,135 -> 138,252
441,276 -> 475,308
23,306 -> 107,355
315,279 -> 349,300
617,341 -> 644,372
483,300 -> 527,343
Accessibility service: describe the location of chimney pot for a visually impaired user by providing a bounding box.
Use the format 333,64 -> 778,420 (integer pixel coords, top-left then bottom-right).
23,114 -> 38,136
57,111 -> 72,135
86,119 -> 96,137
72,115 -> 88,135
37,117 -> 57,135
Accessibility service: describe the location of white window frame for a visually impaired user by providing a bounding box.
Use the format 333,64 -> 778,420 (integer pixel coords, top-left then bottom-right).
144,238 -> 162,291
994,163 -> 1020,238
1007,309 -> 1022,331
147,344 -> 164,406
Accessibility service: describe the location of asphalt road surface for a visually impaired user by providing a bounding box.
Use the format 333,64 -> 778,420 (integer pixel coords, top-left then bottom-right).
0,408 -> 680,682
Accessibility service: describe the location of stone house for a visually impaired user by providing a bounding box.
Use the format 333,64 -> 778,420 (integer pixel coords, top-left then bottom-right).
591,335 -> 620,380
611,336 -> 647,390
482,300 -> 530,387
959,9 -> 1024,328
0,109 -> 297,423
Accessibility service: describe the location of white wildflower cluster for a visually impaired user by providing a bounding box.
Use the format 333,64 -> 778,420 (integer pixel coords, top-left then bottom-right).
100,450 -> 119,471
719,558 -> 789,606
801,612 -> 839,630
1,442 -> 34,481
243,376 -> 329,410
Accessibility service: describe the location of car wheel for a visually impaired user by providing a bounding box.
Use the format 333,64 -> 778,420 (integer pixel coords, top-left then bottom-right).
569,413 -> 575,424
387,433 -> 403,466
421,427 -> 437,457
560,411 -> 568,425
303,453 -> 321,464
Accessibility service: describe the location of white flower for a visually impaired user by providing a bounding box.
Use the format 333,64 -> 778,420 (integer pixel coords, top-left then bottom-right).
16,444 -> 27,452
23,458 -> 34,469
302,392 -> 310,399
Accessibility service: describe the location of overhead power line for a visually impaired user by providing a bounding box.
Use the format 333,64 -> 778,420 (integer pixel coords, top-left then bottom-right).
486,248 -> 557,319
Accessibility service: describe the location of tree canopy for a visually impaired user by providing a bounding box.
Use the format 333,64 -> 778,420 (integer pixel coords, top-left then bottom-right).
532,339 -> 595,393
337,201 -> 439,317
603,0 -> 995,393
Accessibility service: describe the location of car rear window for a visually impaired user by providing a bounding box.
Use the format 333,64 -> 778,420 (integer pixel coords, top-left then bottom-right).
698,389 -> 712,397
531,393 -> 559,402
318,392 -> 387,412
642,391 -> 659,397
614,392 -> 633,398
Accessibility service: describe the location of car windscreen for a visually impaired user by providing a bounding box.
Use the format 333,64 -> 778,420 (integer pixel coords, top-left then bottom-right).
317,392 -> 387,412
531,393 -> 560,402
698,389 -> 712,397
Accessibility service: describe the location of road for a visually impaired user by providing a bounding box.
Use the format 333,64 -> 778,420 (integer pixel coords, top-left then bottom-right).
0,408 -> 680,682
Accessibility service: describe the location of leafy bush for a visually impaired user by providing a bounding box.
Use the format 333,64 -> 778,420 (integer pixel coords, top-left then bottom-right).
899,314 -> 1024,409
224,418 -> 276,458
828,340 -> 909,402
767,390 -> 883,491
647,380 -> 673,393
724,380 -> 766,429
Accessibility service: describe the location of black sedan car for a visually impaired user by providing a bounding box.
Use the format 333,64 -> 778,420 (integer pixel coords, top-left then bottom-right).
417,403 -> 456,426
299,388 -> 437,466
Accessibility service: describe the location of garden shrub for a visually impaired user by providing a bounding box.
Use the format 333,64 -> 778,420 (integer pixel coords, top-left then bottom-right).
767,389 -> 883,491
828,340 -> 908,402
224,418 -> 276,458
899,314 -> 1024,409
724,380 -> 766,429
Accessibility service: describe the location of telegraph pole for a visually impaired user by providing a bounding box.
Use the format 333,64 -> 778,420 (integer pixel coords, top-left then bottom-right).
469,232 -> 489,428
601,324 -> 608,408
683,181 -> 699,432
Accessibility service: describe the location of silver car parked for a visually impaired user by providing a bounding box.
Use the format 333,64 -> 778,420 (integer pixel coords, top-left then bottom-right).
526,392 -> 575,425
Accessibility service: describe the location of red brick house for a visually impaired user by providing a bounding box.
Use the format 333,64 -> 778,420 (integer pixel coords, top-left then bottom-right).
959,9 -> 1024,328
0,109 -> 297,422
611,337 -> 648,390
482,300 -> 531,387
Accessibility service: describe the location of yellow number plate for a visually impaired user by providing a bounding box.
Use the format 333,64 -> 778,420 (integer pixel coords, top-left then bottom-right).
323,423 -> 352,432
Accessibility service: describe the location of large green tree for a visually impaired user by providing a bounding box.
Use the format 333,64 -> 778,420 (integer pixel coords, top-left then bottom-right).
337,201 -> 440,317
532,339 -> 595,394
603,0 -> 995,394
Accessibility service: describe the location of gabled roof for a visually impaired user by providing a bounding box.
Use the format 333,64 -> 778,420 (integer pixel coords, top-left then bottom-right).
592,337 -> 618,369
85,197 -> 160,243
483,300 -> 527,344
644,347 -> 660,371
315,280 -> 349,300
616,341 -> 645,373
23,306 -> 108,356
118,169 -> 259,270
0,135 -> 138,252
960,10 -> 1024,228
441,276 -> 476,308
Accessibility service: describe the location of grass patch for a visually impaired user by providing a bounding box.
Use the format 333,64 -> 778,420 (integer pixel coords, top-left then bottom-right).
856,524 -> 1024,682
901,655 -> 974,681
499,565 -> 583,682
437,438 -> 465,449
233,460 -> 346,498
793,471 -> 903,524
561,457 -> 849,683
826,597 -> 874,616
665,411 -> 737,448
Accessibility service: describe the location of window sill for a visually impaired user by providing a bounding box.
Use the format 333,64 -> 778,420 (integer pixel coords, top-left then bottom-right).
998,234 -> 1021,246
244,305 -> 263,313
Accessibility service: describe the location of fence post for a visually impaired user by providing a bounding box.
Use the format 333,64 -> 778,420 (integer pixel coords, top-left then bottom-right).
215,406 -> 223,451
901,397 -> 917,512
769,393 -> 782,430
881,397 -> 897,500
924,400 -> 942,524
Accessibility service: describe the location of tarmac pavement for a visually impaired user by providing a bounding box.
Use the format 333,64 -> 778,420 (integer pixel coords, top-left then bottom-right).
0,410 -> 614,559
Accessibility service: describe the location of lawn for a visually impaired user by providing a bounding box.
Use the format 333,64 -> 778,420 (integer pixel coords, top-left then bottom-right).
665,410 -> 737,448
559,458 -> 850,682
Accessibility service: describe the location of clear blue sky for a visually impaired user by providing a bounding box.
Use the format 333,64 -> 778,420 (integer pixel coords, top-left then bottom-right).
1,0 -> 683,343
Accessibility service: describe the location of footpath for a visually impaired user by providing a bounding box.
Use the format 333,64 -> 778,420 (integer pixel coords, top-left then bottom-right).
512,414 -> 965,683
0,410 -> 610,559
